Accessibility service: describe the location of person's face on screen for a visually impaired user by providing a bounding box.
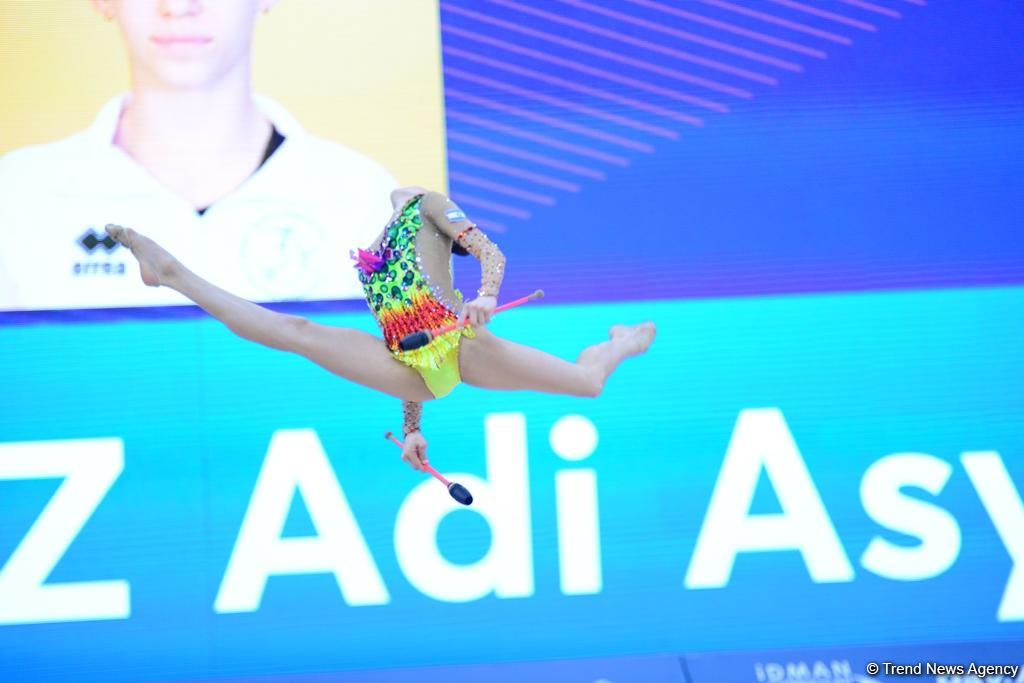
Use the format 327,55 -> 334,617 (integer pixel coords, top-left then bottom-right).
92,0 -> 277,90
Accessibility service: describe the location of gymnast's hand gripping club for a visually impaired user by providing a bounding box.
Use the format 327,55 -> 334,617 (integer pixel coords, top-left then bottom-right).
385,431 -> 474,506
398,289 -> 545,351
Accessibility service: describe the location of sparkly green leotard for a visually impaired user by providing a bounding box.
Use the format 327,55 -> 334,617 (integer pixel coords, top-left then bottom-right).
352,195 -> 473,397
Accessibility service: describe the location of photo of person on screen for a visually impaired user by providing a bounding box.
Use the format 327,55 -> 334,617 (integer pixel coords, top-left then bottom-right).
0,0 -> 399,312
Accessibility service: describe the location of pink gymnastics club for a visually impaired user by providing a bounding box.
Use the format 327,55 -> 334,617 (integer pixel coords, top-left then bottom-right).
385,431 -> 473,505
398,289 -> 544,351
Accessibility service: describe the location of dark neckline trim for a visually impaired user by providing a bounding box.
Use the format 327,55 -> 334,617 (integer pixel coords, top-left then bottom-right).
195,125 -> 285,216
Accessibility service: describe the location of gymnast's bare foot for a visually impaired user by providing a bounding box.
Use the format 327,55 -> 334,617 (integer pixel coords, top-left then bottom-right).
105,224 -> 180,287
610,321 -> 657,358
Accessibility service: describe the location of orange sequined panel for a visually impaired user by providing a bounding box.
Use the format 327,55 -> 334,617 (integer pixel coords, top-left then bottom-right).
377,289 -> 458,351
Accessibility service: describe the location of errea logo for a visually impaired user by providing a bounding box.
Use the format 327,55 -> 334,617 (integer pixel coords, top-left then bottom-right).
77,228 -> 119,254
74,227 -> 127,277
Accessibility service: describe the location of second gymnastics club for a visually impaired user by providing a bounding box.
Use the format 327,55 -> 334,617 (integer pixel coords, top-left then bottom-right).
398,289 -> 544,351
385,431 -> 473,506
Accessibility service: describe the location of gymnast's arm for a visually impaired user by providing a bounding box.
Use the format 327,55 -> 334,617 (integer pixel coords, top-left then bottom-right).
400,400 -> 429,471
421,192 -> 506,326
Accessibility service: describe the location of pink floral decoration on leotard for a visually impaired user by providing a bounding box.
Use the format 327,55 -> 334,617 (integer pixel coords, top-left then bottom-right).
350,248 -> 386,275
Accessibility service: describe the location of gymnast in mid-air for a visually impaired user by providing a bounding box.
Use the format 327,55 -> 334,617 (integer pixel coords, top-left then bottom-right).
106,187 -> 655,472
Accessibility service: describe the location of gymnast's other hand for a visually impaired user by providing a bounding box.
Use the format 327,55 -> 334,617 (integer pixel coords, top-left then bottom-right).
459,295 -> 497,327
401,432 -> 429,471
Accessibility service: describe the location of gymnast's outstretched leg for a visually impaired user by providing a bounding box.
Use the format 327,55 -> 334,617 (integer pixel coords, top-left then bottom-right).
458,322 -> 656,397
106,225 -> 433,402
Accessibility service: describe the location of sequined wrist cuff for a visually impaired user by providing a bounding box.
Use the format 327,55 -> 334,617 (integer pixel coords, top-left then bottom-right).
402,401 -> 422,436
457,228 -> 506,301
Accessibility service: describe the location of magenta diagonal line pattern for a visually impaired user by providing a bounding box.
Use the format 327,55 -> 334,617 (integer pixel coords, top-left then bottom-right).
557,0 -> 805,72
448,130 -> 606,180
621,0 -> 828,59
441,3 -> 747,102
445,64 -> 682,137
446,88 -> 654,152
453,194 -> 532,220
838,0 -> 903,18
443,22 -> 729,113
486,0 -> 779,84
444,43 -> 704,128
448,151 -> 584,192
446,110 -> 630,167
442,0 -> 923,233
448,172 -> 557,206
767,0 -> 878,31
693,0 -> 854,44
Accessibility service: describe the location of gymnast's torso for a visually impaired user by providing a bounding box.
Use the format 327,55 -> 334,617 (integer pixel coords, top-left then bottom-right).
352,192 -> 469,362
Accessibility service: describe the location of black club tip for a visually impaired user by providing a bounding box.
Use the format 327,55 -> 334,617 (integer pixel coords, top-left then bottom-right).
448,483 -> 473,506
399,331 -> 432,351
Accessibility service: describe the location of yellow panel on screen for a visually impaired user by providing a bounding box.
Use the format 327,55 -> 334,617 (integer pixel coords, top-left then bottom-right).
0,0 -> 446,189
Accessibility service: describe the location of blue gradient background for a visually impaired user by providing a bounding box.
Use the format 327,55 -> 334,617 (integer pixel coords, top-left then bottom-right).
442,0 -> 1024,304
2,289 -> 1023,679
3,0 -> 1024,680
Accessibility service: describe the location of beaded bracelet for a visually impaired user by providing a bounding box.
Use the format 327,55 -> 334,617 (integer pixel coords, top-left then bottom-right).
402,401 -> 422,436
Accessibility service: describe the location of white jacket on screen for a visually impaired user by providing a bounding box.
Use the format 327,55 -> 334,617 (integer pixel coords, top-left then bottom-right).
0,94 -> 398,312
